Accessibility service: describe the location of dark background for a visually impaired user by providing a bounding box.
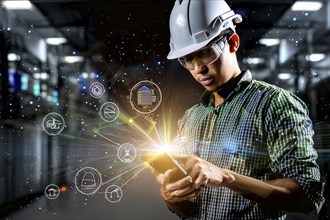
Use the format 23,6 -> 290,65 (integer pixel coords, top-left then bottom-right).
0,0 -> 329,219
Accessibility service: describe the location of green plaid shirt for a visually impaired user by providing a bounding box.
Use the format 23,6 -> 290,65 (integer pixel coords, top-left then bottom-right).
174,70 -> 325,219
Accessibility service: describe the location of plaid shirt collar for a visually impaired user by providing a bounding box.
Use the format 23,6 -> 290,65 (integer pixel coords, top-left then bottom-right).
200,70 -> 252,106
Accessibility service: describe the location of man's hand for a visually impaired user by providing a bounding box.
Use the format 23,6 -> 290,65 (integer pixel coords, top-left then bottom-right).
173,154 -> 235,189
172,155 -> 315,214
151,153 -> 316,214
151,167 -> 200,203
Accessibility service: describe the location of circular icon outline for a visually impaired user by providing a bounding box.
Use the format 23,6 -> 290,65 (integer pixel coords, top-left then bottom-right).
74,167 -> 102,196
117,143 -> 136,163
42,112 -> 65,136
129,80 -> 162,114
99,102 -> 120,122
44,183 -> 60,200
89,82 -> 105,98
104,185 -> 123,203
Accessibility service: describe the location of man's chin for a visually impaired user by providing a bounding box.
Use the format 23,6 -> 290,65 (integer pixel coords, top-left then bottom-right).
203,85 -> 218,92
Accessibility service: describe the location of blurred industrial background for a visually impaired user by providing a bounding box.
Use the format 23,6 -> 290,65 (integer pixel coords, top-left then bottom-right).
0,0 -> 329,219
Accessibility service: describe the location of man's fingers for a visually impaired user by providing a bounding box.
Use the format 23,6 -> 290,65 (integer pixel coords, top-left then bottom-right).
161,168 -> 177,185
166,166 -> 179,176
153,168 -> 175,185
183,189 -> 201,200
150,167 -> 160,176
167,176 -> 198,201
178,184 -> 200,196
170,175 -> 192,191
194,174 -> 208,189
150,167 -> 165,185
155,173 -> 165,185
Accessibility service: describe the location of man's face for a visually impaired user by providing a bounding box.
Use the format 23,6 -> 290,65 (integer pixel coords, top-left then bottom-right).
187,43 -> 232,92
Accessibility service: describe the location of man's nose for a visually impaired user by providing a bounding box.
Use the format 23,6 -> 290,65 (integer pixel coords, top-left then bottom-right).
191,58 -> 208,73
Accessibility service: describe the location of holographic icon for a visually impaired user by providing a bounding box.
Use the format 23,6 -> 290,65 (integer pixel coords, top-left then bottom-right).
81,172 -> 97,189
45,184 -> 60,199
137,86 -> 153,105
42,112 -> 65,136
105,185 -> 122,203
129,80 -> 162,114
99,102 -> 120,122
117,143 -> 136,163
89,82 -> 105,98
75,167 -> 102,195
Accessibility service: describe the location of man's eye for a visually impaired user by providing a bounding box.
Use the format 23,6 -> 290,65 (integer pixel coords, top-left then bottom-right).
198,49 -> 213,57
184,56 -> 194,62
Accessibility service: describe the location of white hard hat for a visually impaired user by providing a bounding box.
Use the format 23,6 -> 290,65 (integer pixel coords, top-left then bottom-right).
167,0 -> 242,60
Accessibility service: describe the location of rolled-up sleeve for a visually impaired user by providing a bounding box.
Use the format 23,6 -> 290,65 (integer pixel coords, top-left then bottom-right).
265,90 -> 325,214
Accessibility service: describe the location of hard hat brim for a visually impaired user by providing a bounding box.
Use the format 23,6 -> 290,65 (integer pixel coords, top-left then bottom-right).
167,39 -> 212,60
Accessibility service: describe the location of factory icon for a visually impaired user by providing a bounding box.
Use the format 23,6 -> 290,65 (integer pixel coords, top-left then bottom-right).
137,86 -> 156,106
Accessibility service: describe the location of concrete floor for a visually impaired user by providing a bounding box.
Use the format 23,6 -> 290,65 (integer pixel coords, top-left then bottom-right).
5,170 -> 179,220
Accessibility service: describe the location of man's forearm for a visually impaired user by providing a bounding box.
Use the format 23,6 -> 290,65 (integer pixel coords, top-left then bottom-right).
223,169 -> 315,214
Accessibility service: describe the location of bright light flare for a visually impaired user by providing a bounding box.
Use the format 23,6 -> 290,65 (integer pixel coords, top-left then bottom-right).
46,37 -> 67,45
259,38 -> 280,47
278,73 -> 293,80
8,53 -> 20,61
306,53 -> 326,62
156,144 -> 173,153
2,0 -> 33,10
291,1 -> 323,11
62,56 -> 84,63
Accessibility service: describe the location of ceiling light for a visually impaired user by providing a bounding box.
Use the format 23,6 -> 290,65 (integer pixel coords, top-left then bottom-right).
291,1 -> 323,11
8,53 -> 20,61
46,38 -> 67,45
278,73 -> 293,80
259,38 -> 280,47
40,73 -> 49,80
305,53 -> 326,62
2,0 -> 33,10
63,56 -> 84,63
243,58 -> 265,65
34,73 -> 49,80
81,72 -> 89,79
33,73 -> 41,79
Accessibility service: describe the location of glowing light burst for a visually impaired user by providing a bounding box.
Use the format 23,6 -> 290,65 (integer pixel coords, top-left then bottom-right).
116,112 -> 161,147
111,110 -> 178,153
100,163 -> 147,186
55,97 -> 182,194
76,109 -> 178,189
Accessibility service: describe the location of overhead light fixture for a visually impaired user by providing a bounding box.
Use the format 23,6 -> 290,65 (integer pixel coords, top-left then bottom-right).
81,72 -> 89,79
34,72 -> 49,80
291,1 -> 323,11
306,53 -> 326,62
46,38 -> 67,45
243,57 -> 265,65
63,56 -> 84,63
259,38 -> 280,47
8,53 -> 20,61
278,73 -> 293,80
33,73 -> 40,79
2,0 -> 33,10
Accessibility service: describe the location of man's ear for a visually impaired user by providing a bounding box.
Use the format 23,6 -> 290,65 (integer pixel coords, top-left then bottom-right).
228,33 -> 239,53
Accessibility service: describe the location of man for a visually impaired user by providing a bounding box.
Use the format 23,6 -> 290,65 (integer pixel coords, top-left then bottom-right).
151,0 -> 325,219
